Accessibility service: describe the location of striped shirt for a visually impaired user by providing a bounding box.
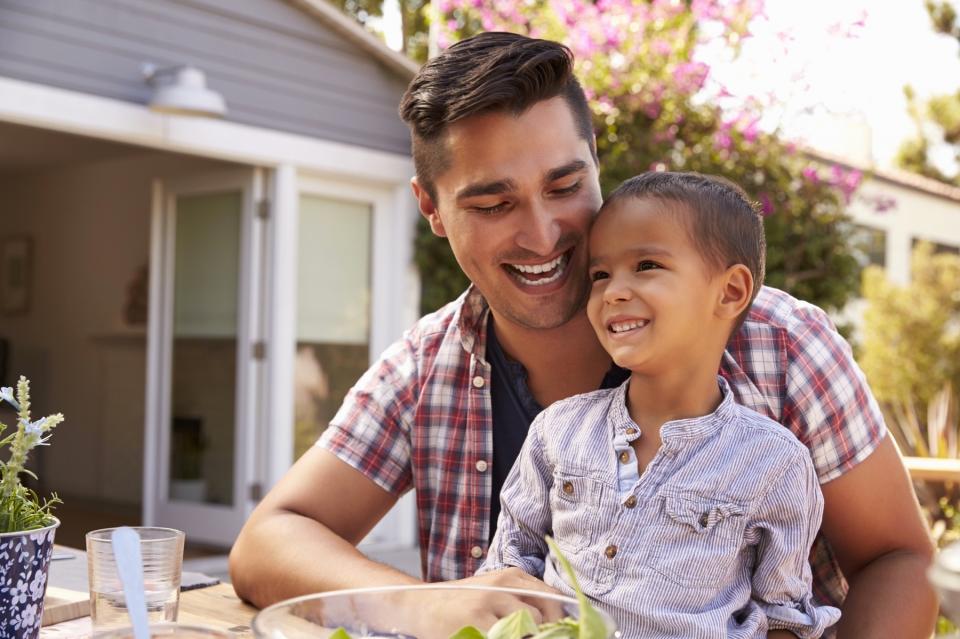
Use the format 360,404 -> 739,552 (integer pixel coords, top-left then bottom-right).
318,285 -> 886,610
479,378 -> 841,639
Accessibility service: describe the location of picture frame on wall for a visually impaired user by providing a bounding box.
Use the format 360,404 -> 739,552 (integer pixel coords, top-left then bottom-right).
1,237 -> 32,316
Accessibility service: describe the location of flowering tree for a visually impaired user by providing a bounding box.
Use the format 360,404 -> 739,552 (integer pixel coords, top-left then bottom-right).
389,1 -> 866,315
897,0 -> 960,186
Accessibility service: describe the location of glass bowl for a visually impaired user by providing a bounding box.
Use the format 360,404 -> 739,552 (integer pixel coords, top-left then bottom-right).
931,541 -> 960,625
92,623 -> 233,638
251,585 -> 618,639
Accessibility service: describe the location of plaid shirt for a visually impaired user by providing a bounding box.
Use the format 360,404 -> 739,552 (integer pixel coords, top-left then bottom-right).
318,285 -> 886,609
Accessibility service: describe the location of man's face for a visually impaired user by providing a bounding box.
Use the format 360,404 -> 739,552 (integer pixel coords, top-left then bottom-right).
413,97 -> 602,330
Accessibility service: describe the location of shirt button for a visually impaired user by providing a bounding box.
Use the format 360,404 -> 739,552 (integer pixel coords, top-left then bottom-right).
470,545 -> 484,559
562,481 -> 574,495
472,376 -> 485,388
625,428 -> 638,435
618,450 -> 631,464
699,512 -> 710,528
624,495 -> 638,508
604,544 -> 618,559
475,460 -> 488,473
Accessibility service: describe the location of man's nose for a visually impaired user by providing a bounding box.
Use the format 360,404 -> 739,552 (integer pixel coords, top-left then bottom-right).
515,202 -> 562,255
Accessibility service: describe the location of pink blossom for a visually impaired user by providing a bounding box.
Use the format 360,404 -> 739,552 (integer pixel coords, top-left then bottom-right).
802,167 -> 820,184
715,130 -> 733,151
758,192 -> 774,215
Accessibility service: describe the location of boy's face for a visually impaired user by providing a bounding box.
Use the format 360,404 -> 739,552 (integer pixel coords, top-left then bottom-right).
412,97 -> 602,330
586,197 -> 727,374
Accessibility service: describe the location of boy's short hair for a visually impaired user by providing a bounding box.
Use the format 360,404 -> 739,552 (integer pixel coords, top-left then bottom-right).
399,32 -> 596,201
603,171 -> 766,326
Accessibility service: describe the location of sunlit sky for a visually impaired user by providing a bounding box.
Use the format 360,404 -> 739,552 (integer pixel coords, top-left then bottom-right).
377,1 -> 960,171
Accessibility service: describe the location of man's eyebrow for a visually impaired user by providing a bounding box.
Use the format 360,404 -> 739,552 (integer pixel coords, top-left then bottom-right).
456,179 -> 517,201
545,160 -> 588,183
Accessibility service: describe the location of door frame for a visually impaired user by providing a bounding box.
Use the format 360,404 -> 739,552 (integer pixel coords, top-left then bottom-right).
143,168 -> 267,545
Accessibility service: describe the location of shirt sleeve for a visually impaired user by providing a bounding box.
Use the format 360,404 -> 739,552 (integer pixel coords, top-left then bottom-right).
316,334 -> 418,496
783,303 -> 887,483
750,446 -> 842,637
478,412 -> 553,578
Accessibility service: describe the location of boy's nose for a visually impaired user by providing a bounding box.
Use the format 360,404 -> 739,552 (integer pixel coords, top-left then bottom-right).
515,203 -> 562,255
603,274 -> 633,304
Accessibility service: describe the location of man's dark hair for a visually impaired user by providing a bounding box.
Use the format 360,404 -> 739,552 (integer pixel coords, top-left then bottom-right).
399,32 -> 595,201
602,171 -> 766,328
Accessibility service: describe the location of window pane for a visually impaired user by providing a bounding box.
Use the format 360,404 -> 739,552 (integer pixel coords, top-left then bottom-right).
170,192 -> 241,506
294,195 -> 372,459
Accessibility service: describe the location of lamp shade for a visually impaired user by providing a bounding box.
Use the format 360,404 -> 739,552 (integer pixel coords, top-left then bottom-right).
144,65 -> 227,117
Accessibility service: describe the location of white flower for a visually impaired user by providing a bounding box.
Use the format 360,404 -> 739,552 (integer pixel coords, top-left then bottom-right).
19,418 -> 50,447
0,387 -> 18,410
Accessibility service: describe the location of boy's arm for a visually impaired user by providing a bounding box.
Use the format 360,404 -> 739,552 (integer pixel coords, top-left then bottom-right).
481,413 -> 555,577
778,303 -> 936,637
750,446 -> 840,639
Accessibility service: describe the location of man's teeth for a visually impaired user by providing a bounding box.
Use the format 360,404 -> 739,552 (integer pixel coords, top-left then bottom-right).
510,254 -> 564,274
508,254 -> 567,286
610,319 -> 649,333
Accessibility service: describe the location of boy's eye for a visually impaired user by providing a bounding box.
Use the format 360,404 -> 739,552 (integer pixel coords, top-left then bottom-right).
637,261 -> 661,272
590,270 -> 609,282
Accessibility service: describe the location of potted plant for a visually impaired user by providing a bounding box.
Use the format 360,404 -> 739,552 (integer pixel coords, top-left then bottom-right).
0,376 -> 64,637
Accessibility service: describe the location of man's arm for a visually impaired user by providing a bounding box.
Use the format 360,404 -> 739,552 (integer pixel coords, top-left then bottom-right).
230,447 -> 556,609
820,436 -> 937,638
229,446 -> 415,607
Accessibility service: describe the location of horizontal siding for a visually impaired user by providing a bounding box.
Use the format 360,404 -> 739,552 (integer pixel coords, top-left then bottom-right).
0,0 -> 411,155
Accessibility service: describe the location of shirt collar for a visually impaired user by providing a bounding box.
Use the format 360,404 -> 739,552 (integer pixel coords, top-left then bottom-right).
607,375 -> 737,443
456,285 -> 490,359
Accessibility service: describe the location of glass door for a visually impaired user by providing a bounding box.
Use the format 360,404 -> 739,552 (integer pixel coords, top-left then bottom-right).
145,170 -> 264,546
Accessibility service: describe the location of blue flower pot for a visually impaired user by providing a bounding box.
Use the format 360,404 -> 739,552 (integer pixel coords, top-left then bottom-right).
0,518 -> 59,639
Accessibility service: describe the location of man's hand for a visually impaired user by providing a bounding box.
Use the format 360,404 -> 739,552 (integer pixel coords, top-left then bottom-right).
820,436 -> 937,637
391,569 -> 564,639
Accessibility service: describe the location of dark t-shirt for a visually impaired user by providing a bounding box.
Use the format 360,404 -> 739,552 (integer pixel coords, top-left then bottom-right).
486,317 -> 629,541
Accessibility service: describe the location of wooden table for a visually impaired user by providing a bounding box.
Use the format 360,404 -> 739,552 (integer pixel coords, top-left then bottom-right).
42,583 -> 259,638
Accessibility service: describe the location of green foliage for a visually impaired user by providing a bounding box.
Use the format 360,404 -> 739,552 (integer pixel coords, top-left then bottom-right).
0,376 -> 64,532
859,243 -> 960,545
896,1 -> 960,186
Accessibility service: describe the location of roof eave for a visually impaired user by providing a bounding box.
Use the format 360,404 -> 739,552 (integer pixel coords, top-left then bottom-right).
284,0 -> 420,79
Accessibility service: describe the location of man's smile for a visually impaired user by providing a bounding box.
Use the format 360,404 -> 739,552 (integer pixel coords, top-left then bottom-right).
503,247 -> 574,287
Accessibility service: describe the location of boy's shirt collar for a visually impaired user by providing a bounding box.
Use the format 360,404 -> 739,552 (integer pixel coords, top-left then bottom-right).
608,376 -> 737,443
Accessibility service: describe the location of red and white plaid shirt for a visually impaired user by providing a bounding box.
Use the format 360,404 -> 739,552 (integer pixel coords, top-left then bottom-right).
318,285 -> 886,609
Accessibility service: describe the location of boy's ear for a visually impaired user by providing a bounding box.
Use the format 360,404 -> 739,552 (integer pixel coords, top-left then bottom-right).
715,264 -> 754,321
411,177 -> 447,238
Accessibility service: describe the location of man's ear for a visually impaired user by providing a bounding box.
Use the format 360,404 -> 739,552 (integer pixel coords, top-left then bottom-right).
716,264 -> 754,321
411,177 -> 446,238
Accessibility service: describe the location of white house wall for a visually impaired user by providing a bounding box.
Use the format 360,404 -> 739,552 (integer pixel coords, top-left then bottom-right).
848,178 -> 960,286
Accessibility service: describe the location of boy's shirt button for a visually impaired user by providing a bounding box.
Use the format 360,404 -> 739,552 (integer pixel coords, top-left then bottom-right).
472,376 -> 485,388
470,546 -> 484,559
624,495 -> 637,508
618,451 -> 631,464
604,544 -> 618,559
562,481 -> 574,495
625,428 -> 638,435
475,460 -> 488,472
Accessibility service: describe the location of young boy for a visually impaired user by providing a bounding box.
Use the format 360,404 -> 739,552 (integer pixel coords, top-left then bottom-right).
479,172 -> 841,638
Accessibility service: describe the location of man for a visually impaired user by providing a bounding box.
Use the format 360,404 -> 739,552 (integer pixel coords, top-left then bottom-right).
230,33 -> 937,637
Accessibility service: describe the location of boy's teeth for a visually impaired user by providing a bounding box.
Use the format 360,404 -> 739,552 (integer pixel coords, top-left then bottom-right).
610,319 -> 648,333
